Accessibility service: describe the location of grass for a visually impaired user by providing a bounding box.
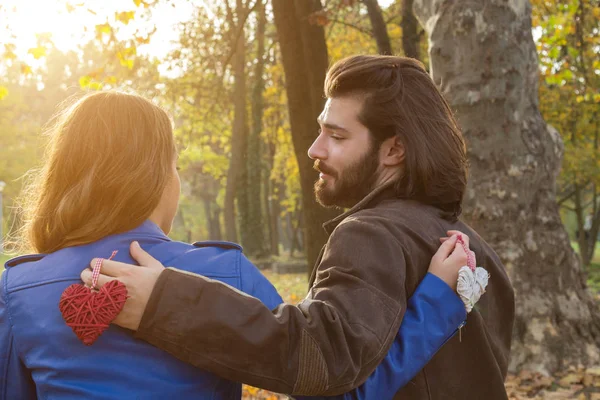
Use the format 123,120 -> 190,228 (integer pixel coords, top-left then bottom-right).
261,270 -> 308,304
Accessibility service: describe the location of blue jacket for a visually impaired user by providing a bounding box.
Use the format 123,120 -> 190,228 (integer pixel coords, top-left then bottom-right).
1,221 -> 465,399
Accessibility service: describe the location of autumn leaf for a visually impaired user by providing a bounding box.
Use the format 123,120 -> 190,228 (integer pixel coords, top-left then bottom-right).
120,58 -> 135,70
79,76 -> 103,90
3,48 -> 17,60
0,86 -> 8,100
115,11 -> 135,25
104,75 -> 118,85
20,64 -> 32,75
133,0 -> 142,7
308,10 -> 329,26
27,46 -> 46,59
95,23 -> 112,39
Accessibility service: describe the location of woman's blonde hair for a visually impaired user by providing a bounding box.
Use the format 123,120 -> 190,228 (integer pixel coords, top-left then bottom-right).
14,91 -> 176,254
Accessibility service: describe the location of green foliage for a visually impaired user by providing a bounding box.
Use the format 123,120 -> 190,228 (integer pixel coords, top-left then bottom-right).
0,254 -> 10,274
534,0 -> 600,188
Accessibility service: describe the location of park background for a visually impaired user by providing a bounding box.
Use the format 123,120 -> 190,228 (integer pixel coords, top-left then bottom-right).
0,0 -> 599,398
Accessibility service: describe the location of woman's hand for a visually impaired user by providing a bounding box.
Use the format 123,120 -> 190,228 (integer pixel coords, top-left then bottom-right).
428,230 -> 474,291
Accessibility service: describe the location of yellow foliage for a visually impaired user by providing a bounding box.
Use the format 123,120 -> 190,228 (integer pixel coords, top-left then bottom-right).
20,64 -> 32,75
119,59 -> 135,70
115,11 -> 135,25
27,46 -> 46,59
78,76 -> 103,90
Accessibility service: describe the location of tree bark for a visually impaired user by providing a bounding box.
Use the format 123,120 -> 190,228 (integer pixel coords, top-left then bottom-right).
224,0 -> 249,243
243,0 -> 268,257
413,0 -> 600,373
272,0 -> 340,272
263,138 -> 281,256
363,0 -> 393,55
401,0 -> 420,59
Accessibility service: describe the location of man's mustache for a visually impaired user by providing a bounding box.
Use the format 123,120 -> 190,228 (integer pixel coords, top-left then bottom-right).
313,160 -> 336,177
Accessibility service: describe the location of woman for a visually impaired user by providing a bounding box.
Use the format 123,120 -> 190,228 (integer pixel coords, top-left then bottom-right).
0,91 -> 470,399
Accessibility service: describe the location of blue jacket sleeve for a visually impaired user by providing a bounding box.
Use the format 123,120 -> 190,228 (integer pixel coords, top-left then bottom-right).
239,254 -> 284,311
0,271 -> 37,400
297,273 -> 466,400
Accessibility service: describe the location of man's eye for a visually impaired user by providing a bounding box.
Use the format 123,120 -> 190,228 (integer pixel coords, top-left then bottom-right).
331,135 -> 344,141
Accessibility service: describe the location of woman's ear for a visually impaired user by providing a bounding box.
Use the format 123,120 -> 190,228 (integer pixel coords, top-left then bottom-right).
381,136 -> 405,167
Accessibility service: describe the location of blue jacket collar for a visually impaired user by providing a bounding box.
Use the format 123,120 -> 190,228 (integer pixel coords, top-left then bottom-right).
5,220 -> 170,269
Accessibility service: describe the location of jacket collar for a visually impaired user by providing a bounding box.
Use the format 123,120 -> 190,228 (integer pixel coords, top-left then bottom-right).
322,181 -> 397,235
4,220 -> 169,269
125,219 -> 170,241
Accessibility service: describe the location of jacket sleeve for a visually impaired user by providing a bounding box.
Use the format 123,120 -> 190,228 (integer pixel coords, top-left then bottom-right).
135,218 -> 408,396
239,254 -> 284,311
296,273 -> 467,400
0,272 -> 37,400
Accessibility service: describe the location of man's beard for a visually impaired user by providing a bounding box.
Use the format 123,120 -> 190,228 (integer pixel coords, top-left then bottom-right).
314,145 -> 380,209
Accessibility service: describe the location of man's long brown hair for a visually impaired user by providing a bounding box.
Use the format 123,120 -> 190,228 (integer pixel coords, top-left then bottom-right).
13,91 -> 176,254
325,55 -> 468,218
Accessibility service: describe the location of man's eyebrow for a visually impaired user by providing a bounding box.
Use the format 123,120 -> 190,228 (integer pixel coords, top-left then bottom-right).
317,119 -> 349,132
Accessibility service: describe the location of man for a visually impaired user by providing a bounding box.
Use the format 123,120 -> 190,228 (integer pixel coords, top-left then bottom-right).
83,55 -> 515,398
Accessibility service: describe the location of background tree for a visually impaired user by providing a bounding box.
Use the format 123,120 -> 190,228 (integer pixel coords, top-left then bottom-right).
271,0 -> 340,271
401,0 -> 420,59
534,0 -> 600,267
413,0 -> 600,372
363,0 -> 393,54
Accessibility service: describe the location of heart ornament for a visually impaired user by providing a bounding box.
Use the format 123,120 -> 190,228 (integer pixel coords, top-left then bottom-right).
59,251 -> 128,345
456,236 -> 490,313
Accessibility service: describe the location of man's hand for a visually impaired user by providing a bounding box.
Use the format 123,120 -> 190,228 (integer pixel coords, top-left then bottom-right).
80,241 -> 165,331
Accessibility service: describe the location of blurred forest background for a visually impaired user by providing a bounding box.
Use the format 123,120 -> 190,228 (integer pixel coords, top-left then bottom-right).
1,0 -> 600,398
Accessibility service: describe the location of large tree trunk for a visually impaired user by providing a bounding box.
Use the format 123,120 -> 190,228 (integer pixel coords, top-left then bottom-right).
272,0 -> 340,272
413,0 -> 600,373
242,0 -> 268,257
401,0 -> 420,60
224,0 -> 249,243
363,0 -> 393,55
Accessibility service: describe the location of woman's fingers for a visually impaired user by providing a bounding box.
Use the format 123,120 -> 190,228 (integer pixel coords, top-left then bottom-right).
447,230 -> 469,249
432,234 -> 459,264
446,242 -> 468,267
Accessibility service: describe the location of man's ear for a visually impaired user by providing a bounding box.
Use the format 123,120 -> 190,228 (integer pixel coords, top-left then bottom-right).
381,135 -> 405,167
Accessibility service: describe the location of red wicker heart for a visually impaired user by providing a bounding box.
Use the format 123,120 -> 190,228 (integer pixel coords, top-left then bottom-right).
59,280 -> 128,345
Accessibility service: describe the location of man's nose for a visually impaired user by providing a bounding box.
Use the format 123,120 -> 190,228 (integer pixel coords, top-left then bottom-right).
308,134 -> 327,160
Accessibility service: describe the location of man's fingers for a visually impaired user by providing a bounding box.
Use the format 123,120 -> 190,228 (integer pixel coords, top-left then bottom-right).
432,234 -> 458,262
89,258 -> 134,278
80,269 -> 119,289
129,241 -> 163,269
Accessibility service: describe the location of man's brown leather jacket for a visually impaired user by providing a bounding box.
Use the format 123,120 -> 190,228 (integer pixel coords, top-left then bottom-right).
135,184 -> 514,398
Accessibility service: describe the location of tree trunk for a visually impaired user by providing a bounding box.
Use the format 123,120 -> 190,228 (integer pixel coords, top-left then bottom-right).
224,1 -> 248,243
263,139 -> 280,256
243,0 -> 268,257
401,0 -> 420,59
363,0 -> 393,55
203,194 -> 222,240
272,0 -> 340,272
413,0 -> 600,373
